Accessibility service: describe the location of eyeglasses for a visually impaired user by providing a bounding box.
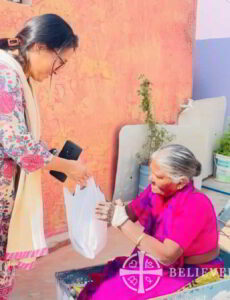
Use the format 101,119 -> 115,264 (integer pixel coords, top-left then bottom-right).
51,50 -> 67,75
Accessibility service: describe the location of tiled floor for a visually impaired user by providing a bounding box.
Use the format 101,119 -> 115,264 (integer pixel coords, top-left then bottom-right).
201,188 -> 229,215
202,177 -> 230,215
10,227 -> 134,300
10,185 -> 230,300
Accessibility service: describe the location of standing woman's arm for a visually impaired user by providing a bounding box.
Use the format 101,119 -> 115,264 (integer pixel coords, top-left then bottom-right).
0,67 -> 53,172
0,66 -> 87,182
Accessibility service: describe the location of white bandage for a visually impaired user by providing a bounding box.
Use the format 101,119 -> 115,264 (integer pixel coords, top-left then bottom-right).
111,204 -> 129,228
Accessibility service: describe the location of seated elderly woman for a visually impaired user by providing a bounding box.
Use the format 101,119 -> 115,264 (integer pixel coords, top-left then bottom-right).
79,144 -> 223,300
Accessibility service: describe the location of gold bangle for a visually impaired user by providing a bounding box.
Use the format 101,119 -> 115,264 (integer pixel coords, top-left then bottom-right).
136,233 -> 145,247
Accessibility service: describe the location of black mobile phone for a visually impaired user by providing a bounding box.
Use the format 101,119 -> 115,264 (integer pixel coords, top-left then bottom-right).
49,140 -> 83,182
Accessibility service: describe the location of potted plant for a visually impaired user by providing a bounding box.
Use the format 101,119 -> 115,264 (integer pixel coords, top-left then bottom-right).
136,74 -> 174,193
214,126 -> 230,183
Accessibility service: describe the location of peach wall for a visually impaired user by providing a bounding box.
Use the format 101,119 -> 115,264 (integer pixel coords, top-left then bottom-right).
0,0 -> 196,236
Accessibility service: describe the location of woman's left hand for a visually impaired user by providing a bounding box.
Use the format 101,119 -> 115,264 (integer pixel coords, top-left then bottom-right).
95,199 -> 129,227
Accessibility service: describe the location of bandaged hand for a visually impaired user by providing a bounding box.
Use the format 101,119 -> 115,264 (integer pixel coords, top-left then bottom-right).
95,199 -> 129,227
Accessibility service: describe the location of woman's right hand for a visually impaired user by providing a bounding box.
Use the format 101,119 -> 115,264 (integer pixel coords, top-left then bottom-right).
45,155 -> 89,186
95,199 -> 129,227
66,159 -> 89,186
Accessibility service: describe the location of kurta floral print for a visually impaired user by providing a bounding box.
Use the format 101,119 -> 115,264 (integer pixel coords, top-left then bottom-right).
0,62 -> 52,296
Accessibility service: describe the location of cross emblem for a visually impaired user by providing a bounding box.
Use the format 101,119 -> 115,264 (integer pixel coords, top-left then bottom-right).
120,251 -> 163,294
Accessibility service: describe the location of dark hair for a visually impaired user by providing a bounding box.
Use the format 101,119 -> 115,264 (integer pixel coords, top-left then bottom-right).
0,14 -> 78,72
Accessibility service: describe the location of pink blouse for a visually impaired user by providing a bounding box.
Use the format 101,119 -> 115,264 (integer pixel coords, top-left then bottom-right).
128,182 -> 218,257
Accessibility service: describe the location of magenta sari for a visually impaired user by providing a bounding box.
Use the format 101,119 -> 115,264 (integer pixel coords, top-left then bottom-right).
79,182 -> 223,300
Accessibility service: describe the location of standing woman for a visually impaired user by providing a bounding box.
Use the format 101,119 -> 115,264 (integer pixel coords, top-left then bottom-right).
0,14 -> 87,298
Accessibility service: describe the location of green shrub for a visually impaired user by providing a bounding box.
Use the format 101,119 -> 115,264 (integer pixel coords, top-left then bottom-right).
215,127 -> 230,156
136,74 -> 174,165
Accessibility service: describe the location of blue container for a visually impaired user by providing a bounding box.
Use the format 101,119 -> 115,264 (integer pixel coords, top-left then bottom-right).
138,164 -> 149,194
214,153 -> 230,183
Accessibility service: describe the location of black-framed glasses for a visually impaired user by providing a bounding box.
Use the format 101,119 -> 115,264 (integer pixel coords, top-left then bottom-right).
51,50 -> 67,75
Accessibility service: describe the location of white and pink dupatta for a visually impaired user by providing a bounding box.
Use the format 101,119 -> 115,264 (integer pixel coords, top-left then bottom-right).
0,50 -> 48,270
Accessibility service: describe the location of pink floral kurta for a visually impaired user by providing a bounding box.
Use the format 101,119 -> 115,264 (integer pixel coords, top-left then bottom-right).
0,62 -> 52,296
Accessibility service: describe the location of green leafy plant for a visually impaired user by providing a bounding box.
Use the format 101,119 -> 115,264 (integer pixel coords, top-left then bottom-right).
215,126 -> 230,156
136,74 -> 174,165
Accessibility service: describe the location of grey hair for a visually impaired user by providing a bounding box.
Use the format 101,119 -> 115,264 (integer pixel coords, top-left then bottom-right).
151,144 -> 202,183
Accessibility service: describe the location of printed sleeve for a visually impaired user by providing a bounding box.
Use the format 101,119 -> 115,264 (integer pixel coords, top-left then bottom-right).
128,185 -> 153,227
0,66 -> 53,173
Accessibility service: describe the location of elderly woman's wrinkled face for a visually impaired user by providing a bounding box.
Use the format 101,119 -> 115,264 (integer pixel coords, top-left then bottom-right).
150,159 -> 180,197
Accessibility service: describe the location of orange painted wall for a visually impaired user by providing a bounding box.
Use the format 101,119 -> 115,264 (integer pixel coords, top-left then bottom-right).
0,0 -> 196,237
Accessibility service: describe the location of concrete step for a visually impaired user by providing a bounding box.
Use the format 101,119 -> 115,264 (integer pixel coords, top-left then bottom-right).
202,177 -> 230,215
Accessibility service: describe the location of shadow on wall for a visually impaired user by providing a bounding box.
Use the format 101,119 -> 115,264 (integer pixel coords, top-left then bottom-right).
5,0 -> 32,4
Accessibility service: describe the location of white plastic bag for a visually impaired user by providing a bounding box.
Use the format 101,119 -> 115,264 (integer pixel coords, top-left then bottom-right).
64,178 -> 107,259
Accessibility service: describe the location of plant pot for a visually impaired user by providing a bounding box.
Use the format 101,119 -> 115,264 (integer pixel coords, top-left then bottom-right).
138,164 -> 149,194
214,153 -> 230,183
